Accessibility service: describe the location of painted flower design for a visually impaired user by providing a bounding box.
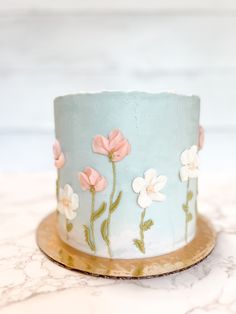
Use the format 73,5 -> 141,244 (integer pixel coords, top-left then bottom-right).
198,126 -> 205,150
180,145 -> 199,182
58,184 -> 79,220
92,129 -> 131,162
79,167 -> 107,253
79,167 -> 107,192
91,129 -> 130,257
179,145 -> 199,243
132,169 -> 167,209
53,139 -> 65,169
132,168 -> 167,254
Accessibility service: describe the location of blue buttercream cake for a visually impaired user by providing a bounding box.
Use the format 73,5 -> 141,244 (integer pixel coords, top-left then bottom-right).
53,92 -> 201,259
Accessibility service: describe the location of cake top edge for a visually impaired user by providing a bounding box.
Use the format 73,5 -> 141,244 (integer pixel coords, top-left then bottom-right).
54,91 -> 200,104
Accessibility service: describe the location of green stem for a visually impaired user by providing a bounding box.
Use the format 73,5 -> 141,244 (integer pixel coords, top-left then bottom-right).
109,161 -> 116,207
107,160 -> 116,257
185,179 -> 190,243
90,190 -> 96,252
187,179 -> 190,199
140,208 -> 146,246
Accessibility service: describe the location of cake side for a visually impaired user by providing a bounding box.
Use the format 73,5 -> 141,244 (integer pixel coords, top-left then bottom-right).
53,92 -> 200,259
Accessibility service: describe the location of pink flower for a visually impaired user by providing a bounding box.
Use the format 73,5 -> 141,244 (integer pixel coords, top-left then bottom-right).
53,139 -> 65,169
79,167 -> 107,192
198,126 -> 205,150
92,129 -> 131,162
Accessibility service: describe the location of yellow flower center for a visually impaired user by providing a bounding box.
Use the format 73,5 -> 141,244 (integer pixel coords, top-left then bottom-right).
62,198 -> 71,208
90,186 -> 95,193
187,162 -> 197,170
146,185 -> 155,194
108,152 -> 113,161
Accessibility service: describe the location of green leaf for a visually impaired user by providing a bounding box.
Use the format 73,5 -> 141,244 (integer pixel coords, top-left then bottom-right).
187,191 -> 193,201
110,191 -> 122,213
182,204 -> 189,212
83,225 -> 95,251
66,222 -> 73,232
186,212 -> 193,222
101,219 -> 109,245
133,239 -> 145,254
91,202 -> 107,221
142,219 -> 154,231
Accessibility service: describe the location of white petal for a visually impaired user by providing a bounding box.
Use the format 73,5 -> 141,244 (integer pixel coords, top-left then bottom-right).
71,193 -> 79,210
188,168 -> 199,178
64,184 -> 73,198
58,188 -> 64,201
190,145 -> 198,155
192,154 -> 199,168
57,202 -> 65,215
154,175 -> 167,191
144,168 -> 157,184
150,192 -> 166,202
70,211 -> 77,220
137,190 -> 152,208
180,149 -> 189,165
180,166 -> 189,182
132,177 -> 146,193
188,145 -> 198,164
65,207 -> 76,220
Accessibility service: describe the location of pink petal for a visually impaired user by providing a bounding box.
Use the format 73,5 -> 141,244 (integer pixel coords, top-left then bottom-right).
198,126 -> 205,150
55,153 -> 65,169
92,135 -> 110,155
109,129 -> 122,141
79,172 -> 91,190
53,139 -> 61,159
84,167 -> 92,178
94,176 -> 107,192
108,129 -> 124,150
112,139 -> 131,161
84,167 -> 100,186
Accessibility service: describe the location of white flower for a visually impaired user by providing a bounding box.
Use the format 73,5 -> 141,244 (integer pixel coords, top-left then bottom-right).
132,168 -> 167,209
58,184 -> 79,220
180,145 -> 199,182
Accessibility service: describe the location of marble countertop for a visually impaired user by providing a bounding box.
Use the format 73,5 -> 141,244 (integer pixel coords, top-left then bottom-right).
0,172 -> 236,314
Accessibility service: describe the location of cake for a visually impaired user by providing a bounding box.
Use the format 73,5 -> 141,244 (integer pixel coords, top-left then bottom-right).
53,92 -> 203,259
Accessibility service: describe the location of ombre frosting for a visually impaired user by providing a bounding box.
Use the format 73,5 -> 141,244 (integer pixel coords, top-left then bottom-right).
54,92 -> 200,259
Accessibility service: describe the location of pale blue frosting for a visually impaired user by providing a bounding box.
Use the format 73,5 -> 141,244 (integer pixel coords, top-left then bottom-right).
54,92 -> 200,259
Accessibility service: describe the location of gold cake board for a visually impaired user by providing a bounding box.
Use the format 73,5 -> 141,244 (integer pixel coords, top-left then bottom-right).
36,212 -> 216,279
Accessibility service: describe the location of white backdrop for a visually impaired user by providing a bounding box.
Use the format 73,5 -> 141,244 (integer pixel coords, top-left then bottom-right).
2,0 -> 236,12
0,0 -> 236,171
